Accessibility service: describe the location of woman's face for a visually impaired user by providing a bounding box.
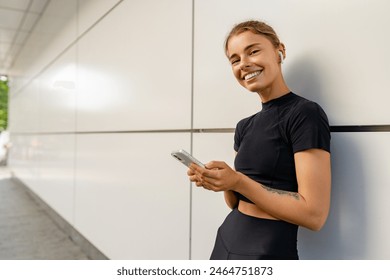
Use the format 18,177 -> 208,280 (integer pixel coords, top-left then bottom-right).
227,31 -> 283,94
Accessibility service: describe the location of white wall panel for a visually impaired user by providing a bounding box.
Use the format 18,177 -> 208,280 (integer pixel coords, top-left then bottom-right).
77,0 -> 192,132
8,79 -> 40,133
194,0 -> 390,127
39,46 -> 77,132
77,0 -> 122,36
191,133 -> 234,259
30,134 -> 76,223
74,133 -> 191,259
298,132 -> 390,259
8,134 -> 76,223
8,135 -> 40,188
10,0 -> 78,92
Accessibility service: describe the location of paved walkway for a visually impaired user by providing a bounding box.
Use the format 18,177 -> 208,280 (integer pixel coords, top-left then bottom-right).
0,167 -> 89,259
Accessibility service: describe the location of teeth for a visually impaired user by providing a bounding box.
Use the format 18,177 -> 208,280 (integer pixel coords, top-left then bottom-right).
244,71 -> 261,80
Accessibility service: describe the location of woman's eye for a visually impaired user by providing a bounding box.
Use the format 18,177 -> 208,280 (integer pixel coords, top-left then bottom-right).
231,59 -> 240,65
250,49 -> 259,55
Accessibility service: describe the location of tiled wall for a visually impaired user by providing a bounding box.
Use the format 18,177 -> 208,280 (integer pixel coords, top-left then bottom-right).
8,0 -> 390,259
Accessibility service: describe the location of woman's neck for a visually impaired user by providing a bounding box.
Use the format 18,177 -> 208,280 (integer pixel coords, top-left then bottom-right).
257,80 -> 290,103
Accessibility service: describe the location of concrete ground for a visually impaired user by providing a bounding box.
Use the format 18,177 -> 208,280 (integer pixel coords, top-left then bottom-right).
0,167 -> 89,260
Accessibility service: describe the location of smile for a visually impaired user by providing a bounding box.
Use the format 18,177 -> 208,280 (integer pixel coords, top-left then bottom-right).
244,70 -> 262,81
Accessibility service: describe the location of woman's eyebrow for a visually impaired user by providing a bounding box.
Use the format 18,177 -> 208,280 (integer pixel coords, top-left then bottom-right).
228,43 -> 262,60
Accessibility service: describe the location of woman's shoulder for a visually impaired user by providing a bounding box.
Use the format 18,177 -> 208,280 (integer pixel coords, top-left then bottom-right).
236,112 -> 258,131
288,93 -> 328,119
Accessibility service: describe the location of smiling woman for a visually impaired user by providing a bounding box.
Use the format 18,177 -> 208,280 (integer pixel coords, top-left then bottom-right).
225,21 -> 287,101
187,20 -> 331,260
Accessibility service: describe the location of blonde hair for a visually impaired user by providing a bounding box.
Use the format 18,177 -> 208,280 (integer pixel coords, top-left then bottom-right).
224,20 -> 281,56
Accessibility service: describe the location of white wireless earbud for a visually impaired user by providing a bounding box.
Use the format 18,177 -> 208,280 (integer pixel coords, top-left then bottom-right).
279,51 -> 284,64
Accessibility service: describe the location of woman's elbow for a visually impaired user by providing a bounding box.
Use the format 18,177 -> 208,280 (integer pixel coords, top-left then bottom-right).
224,191 -> 238,209
303,209 -> 330,231
307,219 -> 325,231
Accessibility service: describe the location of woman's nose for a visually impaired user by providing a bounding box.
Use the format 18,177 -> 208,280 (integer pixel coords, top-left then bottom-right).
239,57 -> 252,70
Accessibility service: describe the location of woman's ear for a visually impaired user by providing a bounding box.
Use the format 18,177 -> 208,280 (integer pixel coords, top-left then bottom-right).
279,51 -> 284,64
278,43 -> 286,64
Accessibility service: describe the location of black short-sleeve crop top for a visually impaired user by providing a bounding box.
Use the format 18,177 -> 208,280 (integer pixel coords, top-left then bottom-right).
234,92 -> 330,203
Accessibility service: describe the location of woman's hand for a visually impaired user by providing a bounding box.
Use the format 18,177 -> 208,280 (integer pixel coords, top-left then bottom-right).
187,161 -> 243,192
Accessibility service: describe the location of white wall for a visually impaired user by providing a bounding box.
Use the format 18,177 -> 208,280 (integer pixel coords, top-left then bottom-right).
7,0 -> 390,259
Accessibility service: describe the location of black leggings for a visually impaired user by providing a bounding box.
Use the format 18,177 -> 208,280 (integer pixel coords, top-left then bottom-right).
210,208 -> 299,260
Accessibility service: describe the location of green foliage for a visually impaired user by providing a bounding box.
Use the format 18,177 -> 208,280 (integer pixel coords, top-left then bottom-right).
0,80 -> 8,131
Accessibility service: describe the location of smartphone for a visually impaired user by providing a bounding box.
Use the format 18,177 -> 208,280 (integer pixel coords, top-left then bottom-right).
171,149 -> 205,168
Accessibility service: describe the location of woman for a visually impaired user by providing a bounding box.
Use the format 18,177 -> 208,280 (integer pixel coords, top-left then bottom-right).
188,20 -> 331,260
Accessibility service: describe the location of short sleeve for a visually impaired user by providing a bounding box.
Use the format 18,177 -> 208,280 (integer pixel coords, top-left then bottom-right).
234,120 -> 243,152
234,116 -> 253,152
289,102 -> 331,153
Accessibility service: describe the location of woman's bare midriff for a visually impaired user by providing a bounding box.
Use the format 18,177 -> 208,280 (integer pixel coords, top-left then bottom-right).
238,200 -> 279,220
